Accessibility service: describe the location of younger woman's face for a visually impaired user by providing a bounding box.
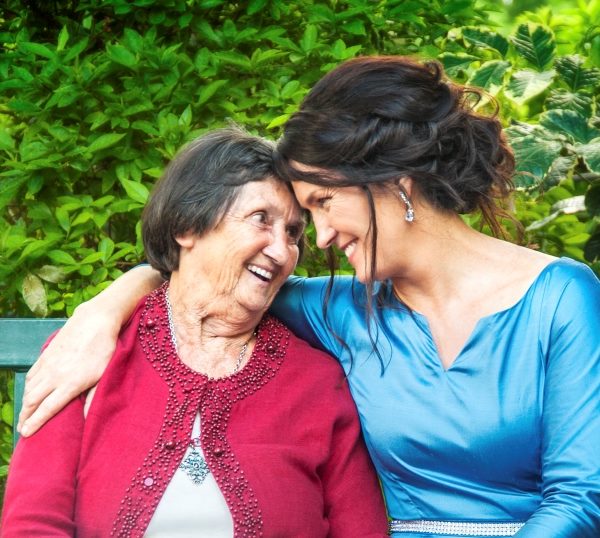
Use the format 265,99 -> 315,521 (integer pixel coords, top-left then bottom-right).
291,164 -> 407,283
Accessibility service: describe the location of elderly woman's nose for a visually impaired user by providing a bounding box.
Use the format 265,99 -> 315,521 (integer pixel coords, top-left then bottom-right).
263,227 -> 290,264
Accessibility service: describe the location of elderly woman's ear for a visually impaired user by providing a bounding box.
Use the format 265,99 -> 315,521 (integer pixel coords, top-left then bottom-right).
175,232 -> 195,249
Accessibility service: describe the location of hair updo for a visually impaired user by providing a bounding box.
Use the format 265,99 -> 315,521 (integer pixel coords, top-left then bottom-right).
275,55 -> 515,234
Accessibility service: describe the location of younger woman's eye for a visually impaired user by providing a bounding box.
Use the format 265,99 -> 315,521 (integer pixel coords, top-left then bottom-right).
316,196 -> 332,208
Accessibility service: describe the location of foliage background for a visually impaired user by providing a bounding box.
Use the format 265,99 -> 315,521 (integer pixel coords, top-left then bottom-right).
1,0 -> 599,492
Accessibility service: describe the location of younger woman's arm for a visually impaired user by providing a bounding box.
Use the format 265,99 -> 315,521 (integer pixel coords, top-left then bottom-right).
18,266 -> 163,436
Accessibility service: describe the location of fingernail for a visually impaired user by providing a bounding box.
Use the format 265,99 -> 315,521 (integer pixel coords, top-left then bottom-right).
20,424 -> 29,437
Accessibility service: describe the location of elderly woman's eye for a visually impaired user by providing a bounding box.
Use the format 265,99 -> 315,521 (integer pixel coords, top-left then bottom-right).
286,225 -> 302,244
250,211 -> 269,225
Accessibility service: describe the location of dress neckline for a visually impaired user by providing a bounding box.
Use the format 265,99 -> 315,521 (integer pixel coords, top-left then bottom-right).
398,256 -> 568,371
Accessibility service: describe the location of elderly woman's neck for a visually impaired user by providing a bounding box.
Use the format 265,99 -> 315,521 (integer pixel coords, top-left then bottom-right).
167,275 -> 260,339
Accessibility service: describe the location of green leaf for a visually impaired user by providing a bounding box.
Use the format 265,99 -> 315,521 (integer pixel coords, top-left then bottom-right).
555,55 -> 600,92
120,178 -> 149,204
0,131 -> 16,152
585,183 -> 600,217
87,133 -> 126,154
19,42 -> 56,59
197,80 -> 229,105
57,25 -> 69,52
22,273 -> 48,317
247,0 -> 268,15
578,138 -> 600,174
98,238 -> 115,261
1,402 -> 13,427
540,110 -> 598,144
0,175 -> 27,210
462,27 -> 509,57
107,45 -> 137,68
505,69 -> 555,105
468,60 -> 510,90
342,20 -> 366,36
48,249 -> 77,265
511,23 -> 555,71
267,113 -> 292,129
300,25 -> 318,53
213,51 -> 251,70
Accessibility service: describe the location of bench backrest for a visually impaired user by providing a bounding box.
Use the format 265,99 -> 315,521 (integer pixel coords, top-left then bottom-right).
0,318 -> 66,446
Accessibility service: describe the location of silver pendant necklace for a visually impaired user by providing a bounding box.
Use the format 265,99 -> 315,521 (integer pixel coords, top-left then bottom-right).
165,287 -> 254,485
165,288 -> 252,375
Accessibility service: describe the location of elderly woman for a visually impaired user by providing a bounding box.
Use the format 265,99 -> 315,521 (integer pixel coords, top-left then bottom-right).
1,128 -> 388,537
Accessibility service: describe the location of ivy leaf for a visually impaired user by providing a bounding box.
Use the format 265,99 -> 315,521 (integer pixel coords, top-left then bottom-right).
22,273 -> 48,317
546,89 -> 592,117
511,23 -> 555,70
585,183 -> 600,217
87,133 -> 126,154
468,60 -> 510,90
584,232 -> 600,263
439,52 -> 479,77
462,27 -> 509,57
507,128 -> 562,187
544,155 -> 576,187
555,55 -> 600,91
505,69 -> 555,105
540,109 -> 598,144
578,138 -> 600,173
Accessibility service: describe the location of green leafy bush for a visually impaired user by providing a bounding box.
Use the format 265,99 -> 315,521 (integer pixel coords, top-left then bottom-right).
439,1 -> 600,270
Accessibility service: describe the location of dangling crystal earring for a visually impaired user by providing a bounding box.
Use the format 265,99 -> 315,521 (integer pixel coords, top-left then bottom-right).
398,189 -> 415,222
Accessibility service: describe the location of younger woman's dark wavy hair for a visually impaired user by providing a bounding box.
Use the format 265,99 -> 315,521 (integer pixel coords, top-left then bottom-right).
274,55 -> 517,370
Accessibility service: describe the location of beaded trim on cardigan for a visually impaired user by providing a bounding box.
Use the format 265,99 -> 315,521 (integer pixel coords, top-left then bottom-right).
111,283 -> 290,537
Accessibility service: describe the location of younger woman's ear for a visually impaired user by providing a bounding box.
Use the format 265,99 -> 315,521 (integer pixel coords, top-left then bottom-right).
397,176 -> 414,197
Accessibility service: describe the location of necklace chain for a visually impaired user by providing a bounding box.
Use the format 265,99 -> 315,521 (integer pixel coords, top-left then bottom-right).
166,288 -> 252,375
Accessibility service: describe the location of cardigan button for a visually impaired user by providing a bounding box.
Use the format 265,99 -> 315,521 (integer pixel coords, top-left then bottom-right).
213,445 -> 224,457
143,477 -> 154,487
164,440 -> 176,450
145,318 -> 156,328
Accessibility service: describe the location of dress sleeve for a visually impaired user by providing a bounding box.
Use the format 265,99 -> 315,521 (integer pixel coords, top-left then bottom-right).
270,276 -> 348,357
1,390 -> 84,536
517,264 -> 600,537
318,364 -> 388,538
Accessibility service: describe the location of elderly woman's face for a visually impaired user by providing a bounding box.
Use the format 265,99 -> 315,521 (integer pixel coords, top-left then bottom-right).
176,177 -> 304,315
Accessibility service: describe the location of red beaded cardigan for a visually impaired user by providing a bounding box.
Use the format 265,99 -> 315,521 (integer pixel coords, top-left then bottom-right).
2,285 -> 388,538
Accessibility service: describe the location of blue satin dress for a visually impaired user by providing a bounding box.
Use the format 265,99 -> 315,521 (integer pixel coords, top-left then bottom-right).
272,257 -> 600,537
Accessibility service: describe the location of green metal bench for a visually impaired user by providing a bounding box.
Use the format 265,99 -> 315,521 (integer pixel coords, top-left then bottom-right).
0,318 -> 66,447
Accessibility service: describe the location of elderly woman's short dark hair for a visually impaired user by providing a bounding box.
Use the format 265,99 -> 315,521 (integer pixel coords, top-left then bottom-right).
142,127 -> 278,278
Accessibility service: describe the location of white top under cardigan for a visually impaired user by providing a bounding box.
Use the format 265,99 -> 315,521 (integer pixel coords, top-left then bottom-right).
144,413 -> 233,537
